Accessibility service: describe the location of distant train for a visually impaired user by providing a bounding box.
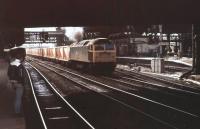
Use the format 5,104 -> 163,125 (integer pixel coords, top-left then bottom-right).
26,38 -> 116,73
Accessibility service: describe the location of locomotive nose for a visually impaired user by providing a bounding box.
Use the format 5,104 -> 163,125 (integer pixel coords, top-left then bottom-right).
94,51 -> 116,63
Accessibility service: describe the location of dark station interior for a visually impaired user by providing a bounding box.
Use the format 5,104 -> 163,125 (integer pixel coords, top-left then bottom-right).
1,0 -> 200,129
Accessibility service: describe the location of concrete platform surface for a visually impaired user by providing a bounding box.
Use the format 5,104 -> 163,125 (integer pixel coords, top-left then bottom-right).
189,75 -> 200,82
117,56 -> 192,67
0,59 -> 25,129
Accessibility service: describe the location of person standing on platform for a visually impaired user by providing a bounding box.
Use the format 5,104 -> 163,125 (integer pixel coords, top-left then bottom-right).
7,55 -> 25,115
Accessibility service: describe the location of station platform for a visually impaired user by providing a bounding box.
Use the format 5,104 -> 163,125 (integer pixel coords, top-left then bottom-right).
0,59 -> 25,129
188,75 -> 200,82
117,56 -> 192,67
117,56 -> 200,83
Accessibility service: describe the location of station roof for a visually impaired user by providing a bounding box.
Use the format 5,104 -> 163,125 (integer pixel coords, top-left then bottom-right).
0,0 -> 199,27
0,0 -> 198,50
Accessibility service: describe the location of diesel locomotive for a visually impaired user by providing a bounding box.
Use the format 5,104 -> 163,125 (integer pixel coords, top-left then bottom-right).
26,38 -> 116,73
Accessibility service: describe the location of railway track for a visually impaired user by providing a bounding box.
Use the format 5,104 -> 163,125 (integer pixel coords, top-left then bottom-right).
115,68 -> 200,94
24,63 -> 94,129
97,74 -> 200,116
27,59 -> 176,129
111,69 -> 200,115
127,63 -> 191,72
27,58 -> 200,129
115,69 -> 200,95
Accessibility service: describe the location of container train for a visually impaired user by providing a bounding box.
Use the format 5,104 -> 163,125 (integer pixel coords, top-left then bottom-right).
26,38 -> 116,73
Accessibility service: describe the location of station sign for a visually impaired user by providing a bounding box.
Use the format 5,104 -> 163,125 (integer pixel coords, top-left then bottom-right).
130,38 -> 148,43
159,42 -> 169,45
133,38 -> 148,43
170,42 -> 180,46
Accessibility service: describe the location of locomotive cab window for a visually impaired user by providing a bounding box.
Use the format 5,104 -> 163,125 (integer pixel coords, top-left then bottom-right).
94,45 -> 104,51
83,41 -> 89,45
105,43 -> 114,50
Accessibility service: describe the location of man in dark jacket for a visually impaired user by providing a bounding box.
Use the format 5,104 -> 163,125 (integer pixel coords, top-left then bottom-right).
7,57 -> 24,114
